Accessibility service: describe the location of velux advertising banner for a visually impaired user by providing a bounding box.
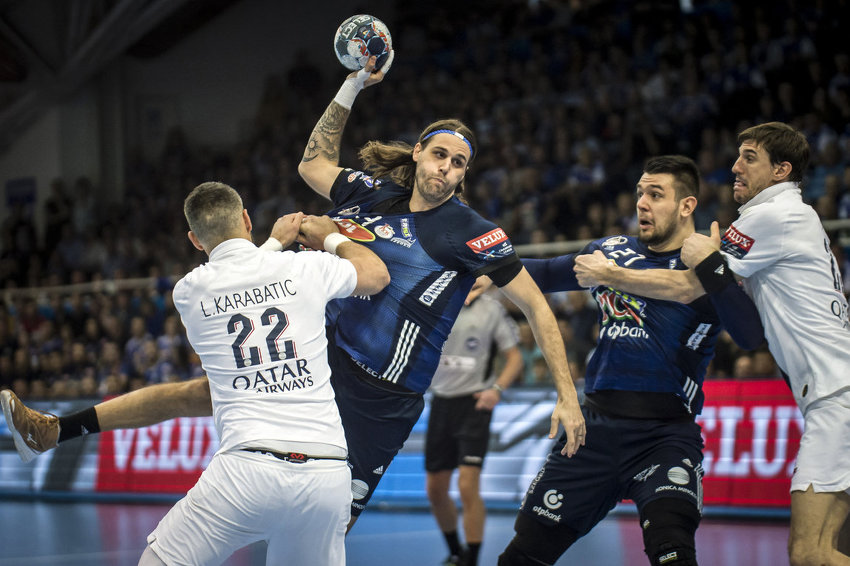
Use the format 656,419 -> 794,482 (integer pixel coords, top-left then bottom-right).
0,380 -> 801,509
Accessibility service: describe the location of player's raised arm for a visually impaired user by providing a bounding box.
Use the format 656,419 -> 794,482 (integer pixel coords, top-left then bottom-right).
298,52 -> 393,200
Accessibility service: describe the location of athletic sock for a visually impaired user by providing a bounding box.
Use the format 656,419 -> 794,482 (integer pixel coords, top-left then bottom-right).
58,407 -> 101,443
466,542 -> 481,566
443,530 -> 463,557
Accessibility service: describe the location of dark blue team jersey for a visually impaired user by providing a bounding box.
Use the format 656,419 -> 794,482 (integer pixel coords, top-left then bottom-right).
325,169 -> 520,394
526,235 -> 721,415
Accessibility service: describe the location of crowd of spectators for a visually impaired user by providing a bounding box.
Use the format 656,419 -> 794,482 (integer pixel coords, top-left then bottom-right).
1,0 -> 849,398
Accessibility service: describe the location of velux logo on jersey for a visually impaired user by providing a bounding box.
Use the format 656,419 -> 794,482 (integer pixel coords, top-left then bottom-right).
466,228 -> 509,257
721,225 -> 754,259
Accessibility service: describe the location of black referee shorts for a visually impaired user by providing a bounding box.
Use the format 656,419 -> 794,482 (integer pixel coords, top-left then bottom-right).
425,393 -> 493,472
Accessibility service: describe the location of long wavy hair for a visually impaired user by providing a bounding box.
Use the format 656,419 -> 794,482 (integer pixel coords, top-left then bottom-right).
357,119 -> 477,195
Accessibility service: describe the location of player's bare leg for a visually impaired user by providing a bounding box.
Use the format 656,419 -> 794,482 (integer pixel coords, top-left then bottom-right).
95,376 -> 212,430
789,487 -> 850,566
428,469 -> 466,563
2,377 -> 212,462
458,465 -> 485,565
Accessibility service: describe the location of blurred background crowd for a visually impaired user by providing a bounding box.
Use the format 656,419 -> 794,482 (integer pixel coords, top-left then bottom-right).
1,0 -> 848,399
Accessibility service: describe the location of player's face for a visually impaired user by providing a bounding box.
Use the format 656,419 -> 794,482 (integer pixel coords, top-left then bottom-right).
731,141 -> 780,204
412,134 -> 470,210
635,172 -> 680,249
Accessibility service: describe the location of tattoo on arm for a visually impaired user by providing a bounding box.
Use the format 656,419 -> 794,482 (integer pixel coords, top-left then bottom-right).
303,102 -> 350,163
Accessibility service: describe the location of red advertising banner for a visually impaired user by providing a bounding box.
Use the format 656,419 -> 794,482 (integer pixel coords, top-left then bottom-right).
698,379 -> 802,507
93,380 -> 801,508
95,417 -> 219,493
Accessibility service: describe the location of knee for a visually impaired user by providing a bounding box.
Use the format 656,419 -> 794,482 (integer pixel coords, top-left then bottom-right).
787,537 -> 825,566
497,512 -> 577,566
457,470 -> 481,505
640,499 -> 700,565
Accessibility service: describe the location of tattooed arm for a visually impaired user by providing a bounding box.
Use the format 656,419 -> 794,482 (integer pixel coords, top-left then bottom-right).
298,56 -> 389,200
297,101 -> 348,200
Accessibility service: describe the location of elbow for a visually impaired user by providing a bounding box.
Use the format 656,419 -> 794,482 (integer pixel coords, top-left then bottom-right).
363,268 -> 390,295
297,160 -> 310,181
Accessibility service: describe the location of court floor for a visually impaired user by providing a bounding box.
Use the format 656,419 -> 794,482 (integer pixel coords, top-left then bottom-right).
0,498 -> 790,565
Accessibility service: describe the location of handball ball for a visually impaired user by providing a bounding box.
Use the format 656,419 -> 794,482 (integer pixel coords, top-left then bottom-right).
333,14 -> 392,71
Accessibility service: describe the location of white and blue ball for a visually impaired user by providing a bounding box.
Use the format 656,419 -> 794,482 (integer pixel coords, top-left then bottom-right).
333,14 -> 392,71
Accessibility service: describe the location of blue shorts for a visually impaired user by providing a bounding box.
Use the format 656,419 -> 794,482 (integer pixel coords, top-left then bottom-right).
519,405 -> 704,536
330,353 -> 424,517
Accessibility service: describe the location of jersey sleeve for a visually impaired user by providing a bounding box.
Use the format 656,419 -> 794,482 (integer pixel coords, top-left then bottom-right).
521,241 -> 595,293
295,250 -> 358,300
330,169 -> 380,208
436,204 -> 523,283
720,209 -> 784,278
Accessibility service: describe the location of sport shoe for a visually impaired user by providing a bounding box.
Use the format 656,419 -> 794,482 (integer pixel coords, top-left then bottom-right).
1,390 -> 59,462
442,552 -> 467,566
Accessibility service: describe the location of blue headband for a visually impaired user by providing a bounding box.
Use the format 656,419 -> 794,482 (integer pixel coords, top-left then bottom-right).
422,129 -> 474,157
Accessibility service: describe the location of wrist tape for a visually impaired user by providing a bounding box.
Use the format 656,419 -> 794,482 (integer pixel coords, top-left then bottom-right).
693,251 -> 735,294
324,232 -> 349,254
332,68 -> 371,110
259,238 -> 283,252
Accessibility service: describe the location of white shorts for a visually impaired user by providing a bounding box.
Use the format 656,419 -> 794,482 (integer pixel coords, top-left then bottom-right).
147,449 -> 351,566
791,390 -> 850,494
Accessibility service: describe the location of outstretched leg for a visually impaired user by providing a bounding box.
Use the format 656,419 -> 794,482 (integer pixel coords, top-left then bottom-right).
1,377 -> 212,462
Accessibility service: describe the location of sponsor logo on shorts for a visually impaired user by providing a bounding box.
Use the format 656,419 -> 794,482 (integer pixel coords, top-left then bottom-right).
532,505 -> 562,522
543,489 -> 564,510
351,479 -> 370,500
659,551 -> 679,564
373,466 -> 384,475
462,455 -> 483,465
667,466 -> 690,485
721,224 -> 754,259
655,484 -> 698,500
633,464 -> 660,482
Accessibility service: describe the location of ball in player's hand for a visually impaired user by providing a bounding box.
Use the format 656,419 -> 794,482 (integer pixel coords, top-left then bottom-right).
333,14 -> 392,71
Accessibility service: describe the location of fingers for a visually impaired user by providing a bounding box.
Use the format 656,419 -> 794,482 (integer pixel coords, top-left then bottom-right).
381,49 -> 395,75
557,425 -> 586,457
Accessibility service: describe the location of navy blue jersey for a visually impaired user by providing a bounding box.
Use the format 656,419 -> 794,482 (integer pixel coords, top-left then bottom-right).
527,235 -> 722,415
325,169 -> 521,394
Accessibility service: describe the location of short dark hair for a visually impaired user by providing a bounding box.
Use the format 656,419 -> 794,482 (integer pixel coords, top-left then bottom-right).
183,182 -> 244,246
643,155 -> 701,200
737,122 -> 810,183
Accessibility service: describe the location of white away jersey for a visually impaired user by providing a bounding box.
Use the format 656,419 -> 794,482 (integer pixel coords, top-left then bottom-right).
428,294 -> 519,397
720,182 -> 850,412
172,238 -> 357,454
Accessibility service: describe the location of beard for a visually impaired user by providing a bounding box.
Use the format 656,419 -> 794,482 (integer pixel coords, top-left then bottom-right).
638,219 -> 676,247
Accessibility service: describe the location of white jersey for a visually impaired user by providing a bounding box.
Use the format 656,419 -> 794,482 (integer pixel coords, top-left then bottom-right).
172,238 -> 357,454
720,182 -> 850,413
428,294 -> 519,397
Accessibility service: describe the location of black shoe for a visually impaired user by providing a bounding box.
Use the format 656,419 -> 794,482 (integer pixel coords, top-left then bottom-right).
442,549 -> 469,566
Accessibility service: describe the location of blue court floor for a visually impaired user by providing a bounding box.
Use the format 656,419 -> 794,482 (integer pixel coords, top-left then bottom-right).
0,498 -> 790,565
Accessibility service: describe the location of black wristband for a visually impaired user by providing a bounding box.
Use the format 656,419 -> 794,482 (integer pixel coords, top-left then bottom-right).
693,251 -> 735,295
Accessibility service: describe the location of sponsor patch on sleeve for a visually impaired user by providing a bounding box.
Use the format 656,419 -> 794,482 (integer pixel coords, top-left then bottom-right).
466,228 -> 513,258
720,224 -> 754,259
